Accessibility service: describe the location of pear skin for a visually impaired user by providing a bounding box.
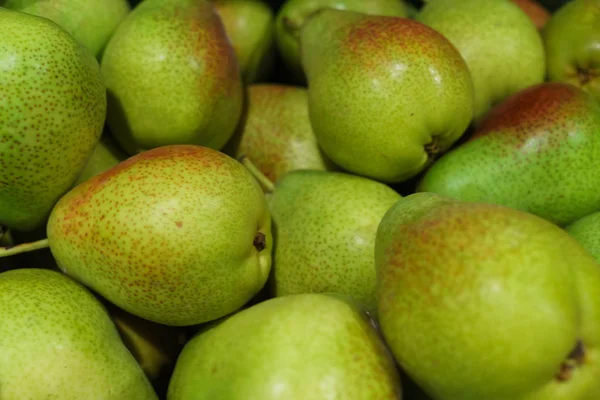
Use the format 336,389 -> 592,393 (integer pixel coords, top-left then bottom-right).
0,9 -> 106,232
73,131 -> 128,186
2,0 -> 131,58
566,212 -> 600,262
543,0 -> 600,102
417,0 -> 545,121
46,145 -> 272,326
101,0 -> 243,155
269,170 -> 401,312
167,293 -> 402,400
376,193 -> 600,400
301,10 -> 474,183
510,0 -> 550,30
418,82 -> 600,226
0,268 -> 157,399
225,84 -> 336,183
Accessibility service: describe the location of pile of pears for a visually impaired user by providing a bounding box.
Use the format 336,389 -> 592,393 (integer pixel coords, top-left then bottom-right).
2,0 -> 600,399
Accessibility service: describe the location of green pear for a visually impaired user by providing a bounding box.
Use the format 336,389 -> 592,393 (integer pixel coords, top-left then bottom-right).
73,131 -> 128,186
0,268 -> 157,399
543,0 -> 600,102
511,0 -> 551,30
418,82 -> 600,226
268,170 -> 401,312
0,8 -> 106,232
566,212 -> 600,262
1,0 -> 130,58
274,0 -> 407,82
376,192 -> 600,400
225,84 -> 336,184
46,145 -> 272,326
167,293 -> 402,400
417,0 -> 545,121
101,0 -> 243,155
213,0 -> 275,83
301,10 -> 474,183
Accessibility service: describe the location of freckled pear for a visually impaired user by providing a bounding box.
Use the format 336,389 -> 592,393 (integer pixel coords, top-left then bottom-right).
100,0 -> 243,155
268,170 -> 401,312
418,83 -> 600,226
224,84 -> 336,183
300,10 -> 474,183
376,192 -> 600,400
0,268 -> 157,399
566,211 -> 600,263
0,9 -> 106,232
167,293 -> 402,400
46,145 -> 272,326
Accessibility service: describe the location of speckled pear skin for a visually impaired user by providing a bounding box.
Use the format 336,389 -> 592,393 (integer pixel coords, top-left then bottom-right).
275,0 -> 407,82
543,0 -> 600,102
0,268 -> 157,399
46,145 -> 272,327
73,131 -> 128,186
301,10 -> 474,183
510,0 -> 550,30
417,0 -> 545,121
0,9 -> 106,232
213,0 -> 275,83
225,84 -> 336,183
376,193 -> 600,400
418,82 -> 600,226
269,170 -> 401,312
2,0 -> 131,58
566,212 -> 600,263
100,0 -> 243,155
167,293 -> 402,400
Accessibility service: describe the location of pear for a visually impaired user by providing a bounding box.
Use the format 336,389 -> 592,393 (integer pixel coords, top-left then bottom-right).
0,8 -> 106,232
2,0 -> 130,58
376,192 -> 600,400
0,268 -> 157,399
566,212 -> 600,262
213,0 -> 275,83
417,0 -> 546,121
225,84 -> 336,183
266,170 -> 401,312
101,0 -> 243,155
543,0 -> 600,102
73,131 -> 128,186
45,145 -> 272,326
510,0 -> 551,30
167,293 -> 402,400
418,82 -> 600,226
274,0 -> 407,82
301,10 -> 474,183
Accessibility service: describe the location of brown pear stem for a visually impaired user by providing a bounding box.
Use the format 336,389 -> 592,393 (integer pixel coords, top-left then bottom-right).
239,156 -> 275,194
0,238 -> 49,258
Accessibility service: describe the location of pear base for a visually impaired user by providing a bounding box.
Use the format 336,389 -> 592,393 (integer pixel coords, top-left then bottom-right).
555,340 -> 586,382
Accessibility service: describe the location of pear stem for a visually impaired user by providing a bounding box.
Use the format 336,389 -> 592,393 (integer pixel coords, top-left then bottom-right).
0,238 -> 50,258
239,156 -> 275,194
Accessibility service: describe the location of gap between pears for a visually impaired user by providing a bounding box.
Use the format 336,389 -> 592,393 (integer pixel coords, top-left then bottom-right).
239,155 -> 276,194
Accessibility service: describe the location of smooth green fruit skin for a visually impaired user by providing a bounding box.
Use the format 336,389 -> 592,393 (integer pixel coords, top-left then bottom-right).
225,84 -> 336,183
418,82 -> 600,226
0,9 -> 106,232
417,0 -> 545,121
73,131 -> 128,186
47,145 -> 272,326
275,0 -> 407,82
101,0 -> 243,155
2,0 -> 131,58
269,170 -> 401,312
167,293 -> 402,400
543,0 -> 600,102
301,10 -> 474,183
566,211 -> 600,262
0,269 -> 157,399
376,193 -> 600,400
213,0 -> 275,83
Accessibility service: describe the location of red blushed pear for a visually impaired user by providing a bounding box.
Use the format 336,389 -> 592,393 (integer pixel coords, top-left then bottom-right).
418,82 -> 600,226
510,0 -> 550,30
300,10 -> 474,183
100,0 -> 243,155
376,192 -> 600,400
